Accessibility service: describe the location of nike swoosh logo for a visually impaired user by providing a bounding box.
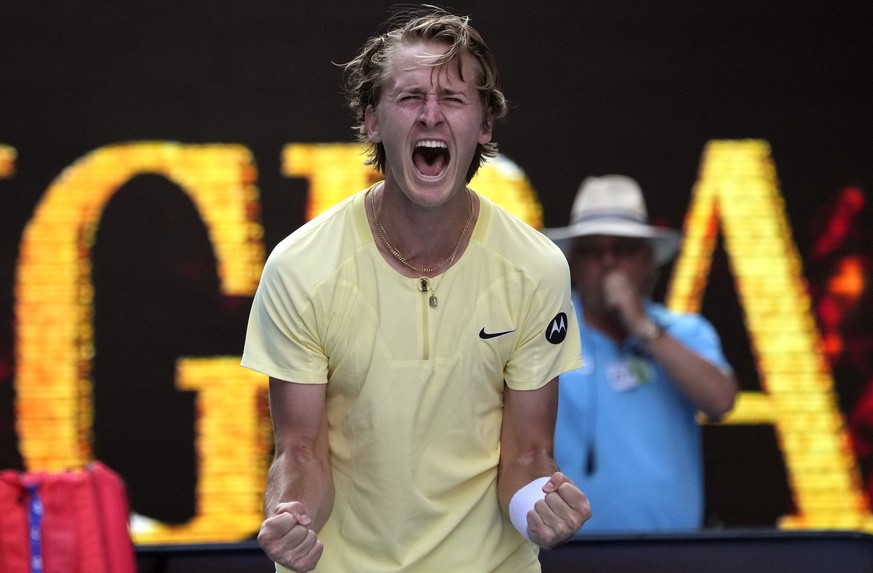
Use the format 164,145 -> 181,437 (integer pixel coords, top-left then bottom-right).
479,327 -> 517,340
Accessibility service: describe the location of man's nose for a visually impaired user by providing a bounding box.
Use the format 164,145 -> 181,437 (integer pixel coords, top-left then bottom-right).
599,248 -> 617,267
418,96 -> 444,127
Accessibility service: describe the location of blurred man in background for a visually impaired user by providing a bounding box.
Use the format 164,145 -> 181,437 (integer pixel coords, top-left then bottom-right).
545,175 -> 737,533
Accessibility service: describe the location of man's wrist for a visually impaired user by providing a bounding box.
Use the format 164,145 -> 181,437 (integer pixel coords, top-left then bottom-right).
509,477 -> 550,542
635,317 -> 663,342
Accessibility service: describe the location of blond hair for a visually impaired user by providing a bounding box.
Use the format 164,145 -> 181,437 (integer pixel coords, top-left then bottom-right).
342,6 -> 508,181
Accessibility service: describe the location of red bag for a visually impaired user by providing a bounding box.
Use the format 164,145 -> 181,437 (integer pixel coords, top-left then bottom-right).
0,461 -> 136,573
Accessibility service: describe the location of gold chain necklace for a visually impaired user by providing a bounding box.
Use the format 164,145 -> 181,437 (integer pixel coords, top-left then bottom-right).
369,186 -> 475,275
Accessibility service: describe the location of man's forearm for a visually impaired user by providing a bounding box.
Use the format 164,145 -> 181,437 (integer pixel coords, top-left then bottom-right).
638,332 -> 738,419
497,448 -> 558,515
264,452 -> 335,531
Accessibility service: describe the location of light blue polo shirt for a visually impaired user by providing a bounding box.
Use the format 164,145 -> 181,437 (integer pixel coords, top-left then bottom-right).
555,295 -> 732,534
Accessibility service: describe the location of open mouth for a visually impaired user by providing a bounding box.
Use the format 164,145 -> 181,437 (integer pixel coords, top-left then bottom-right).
412,140 -> 450,177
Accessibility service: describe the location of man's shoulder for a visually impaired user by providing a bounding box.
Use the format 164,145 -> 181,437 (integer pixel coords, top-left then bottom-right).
649,303 -> 718,339
649,303 -> 705,323
260,190 -> 367,288
477,195 -> 567,268
268,191 -> 364,261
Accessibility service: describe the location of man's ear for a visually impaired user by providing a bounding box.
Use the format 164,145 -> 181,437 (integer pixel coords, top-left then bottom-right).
364,105 -> 382,143
479,117 -> 493,145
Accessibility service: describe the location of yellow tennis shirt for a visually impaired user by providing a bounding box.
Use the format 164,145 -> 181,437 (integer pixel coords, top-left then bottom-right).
242,187 -> 582,572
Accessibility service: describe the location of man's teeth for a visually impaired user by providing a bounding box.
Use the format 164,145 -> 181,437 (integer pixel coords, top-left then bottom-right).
416,140 -> 447,149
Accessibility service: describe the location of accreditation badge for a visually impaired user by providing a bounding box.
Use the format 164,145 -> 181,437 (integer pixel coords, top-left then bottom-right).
606,356 -> 654,392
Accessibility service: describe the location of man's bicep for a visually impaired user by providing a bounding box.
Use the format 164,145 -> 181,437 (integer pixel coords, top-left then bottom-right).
268,377 -> 328,451
502,377 -> 559,457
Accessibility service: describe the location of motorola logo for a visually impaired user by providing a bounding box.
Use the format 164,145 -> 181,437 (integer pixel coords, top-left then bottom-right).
545,312 -> 568,344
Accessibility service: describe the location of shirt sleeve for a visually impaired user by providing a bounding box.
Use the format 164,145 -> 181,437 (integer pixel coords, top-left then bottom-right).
654,305 -> 733,374
503,243 -> 584,391
240,247 -> 329,385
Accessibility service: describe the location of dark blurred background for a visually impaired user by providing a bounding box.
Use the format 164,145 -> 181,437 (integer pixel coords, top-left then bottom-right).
2,1 -> 872,532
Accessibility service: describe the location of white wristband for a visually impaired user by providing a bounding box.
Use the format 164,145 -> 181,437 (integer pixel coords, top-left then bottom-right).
509,476 -> 550,541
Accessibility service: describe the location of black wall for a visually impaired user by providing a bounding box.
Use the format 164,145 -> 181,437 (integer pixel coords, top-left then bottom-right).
2,1 -> 872,529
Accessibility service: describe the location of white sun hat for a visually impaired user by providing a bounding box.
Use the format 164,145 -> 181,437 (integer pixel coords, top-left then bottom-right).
543,174 -> 682,265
